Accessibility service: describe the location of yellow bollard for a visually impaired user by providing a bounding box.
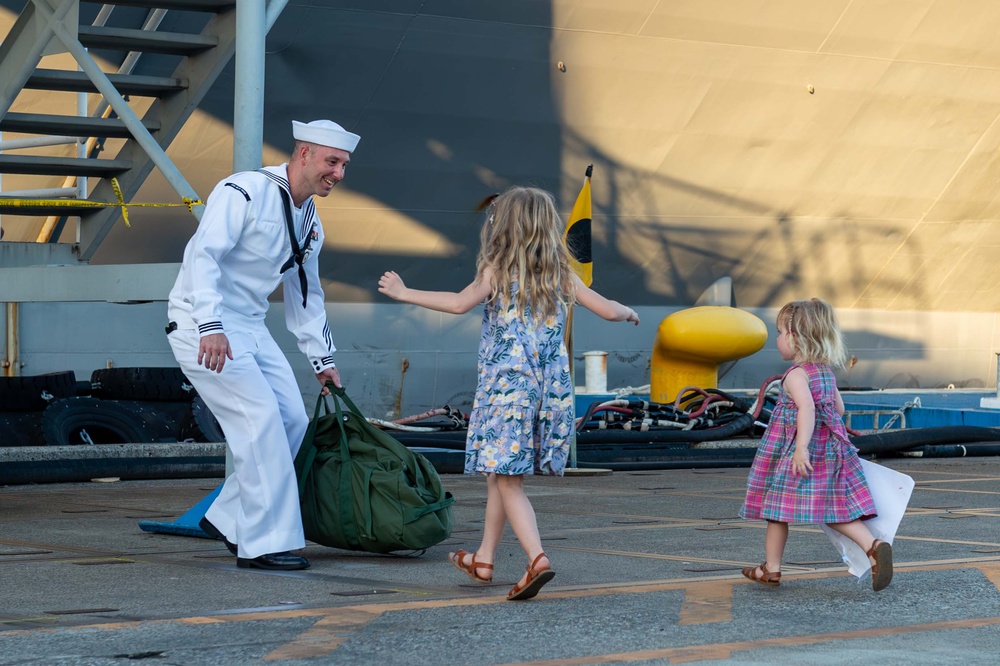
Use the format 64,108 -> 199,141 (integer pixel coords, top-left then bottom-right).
651,306 -> 767,403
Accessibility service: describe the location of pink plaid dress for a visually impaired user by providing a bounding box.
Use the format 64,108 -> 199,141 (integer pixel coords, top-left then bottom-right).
740,363 -> 876,524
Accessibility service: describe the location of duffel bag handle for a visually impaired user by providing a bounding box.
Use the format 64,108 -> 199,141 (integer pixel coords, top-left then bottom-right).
324,382 -> 368,419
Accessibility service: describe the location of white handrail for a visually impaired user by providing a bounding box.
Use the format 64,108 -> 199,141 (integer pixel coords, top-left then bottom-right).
0,135 -> 79,151
1,187 -> 78,198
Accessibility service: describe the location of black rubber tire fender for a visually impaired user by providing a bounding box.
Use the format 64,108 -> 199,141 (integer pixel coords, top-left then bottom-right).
41,397 -> 166,446
128,400 -> 191,441
0,371 -> 77,412
0,411 -> 44,446
180,396 -> 226,442
851,425 -> 1000,455
90,367 -> 195,402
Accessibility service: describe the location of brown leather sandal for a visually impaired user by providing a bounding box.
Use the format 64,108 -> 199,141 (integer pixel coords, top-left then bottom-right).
449,549 -> 493,583
741,562 -> 781,587
507,552 -> 555,601
867,539 -> 893,592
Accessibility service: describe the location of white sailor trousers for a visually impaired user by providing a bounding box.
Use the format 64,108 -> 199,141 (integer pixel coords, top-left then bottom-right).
169,323 -> 308,559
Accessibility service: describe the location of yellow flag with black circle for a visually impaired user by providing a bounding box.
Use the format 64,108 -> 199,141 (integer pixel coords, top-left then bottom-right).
564,165 -> 593,286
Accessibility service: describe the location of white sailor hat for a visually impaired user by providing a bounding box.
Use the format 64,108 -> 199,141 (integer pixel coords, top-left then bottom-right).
292,119 -> 360,153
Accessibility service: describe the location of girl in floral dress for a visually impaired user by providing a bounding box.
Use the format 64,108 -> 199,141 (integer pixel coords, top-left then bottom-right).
740,298 -> 893,591
378,186 -> 639,600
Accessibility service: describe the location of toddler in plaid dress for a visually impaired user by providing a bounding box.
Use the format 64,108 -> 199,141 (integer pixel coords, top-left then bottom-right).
739,298 -> 893,591
379,186 -> 639,600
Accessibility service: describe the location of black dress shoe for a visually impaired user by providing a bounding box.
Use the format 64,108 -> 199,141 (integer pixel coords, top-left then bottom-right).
199,517 -> 238,556
237,552 -> 310,571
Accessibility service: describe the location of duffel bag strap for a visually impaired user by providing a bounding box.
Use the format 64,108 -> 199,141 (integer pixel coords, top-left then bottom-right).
295,392 -> 331,496
402,492 -> 456,524
326,383 -> 363,549
328,383 -> 367,419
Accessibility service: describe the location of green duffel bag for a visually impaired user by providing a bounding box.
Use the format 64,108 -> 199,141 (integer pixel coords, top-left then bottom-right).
294,384 -> 454,554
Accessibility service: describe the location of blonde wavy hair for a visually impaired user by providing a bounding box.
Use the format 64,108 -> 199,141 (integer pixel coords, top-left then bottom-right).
476,186 -> 577,320
777,298 -> 849,368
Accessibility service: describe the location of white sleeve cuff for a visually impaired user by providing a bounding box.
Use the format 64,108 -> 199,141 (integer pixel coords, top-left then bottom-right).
311,356 -> 336,373
197,321 -> 225,337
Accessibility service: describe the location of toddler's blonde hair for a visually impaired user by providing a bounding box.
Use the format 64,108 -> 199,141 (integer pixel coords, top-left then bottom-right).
777,298 -> 848,367
476,186 -> 577,320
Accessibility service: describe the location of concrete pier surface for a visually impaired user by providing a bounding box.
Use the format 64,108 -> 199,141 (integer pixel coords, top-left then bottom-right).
1,457 -> 998,665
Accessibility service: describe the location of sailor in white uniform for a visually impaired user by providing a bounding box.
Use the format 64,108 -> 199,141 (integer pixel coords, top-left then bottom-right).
166,119 -> 360,570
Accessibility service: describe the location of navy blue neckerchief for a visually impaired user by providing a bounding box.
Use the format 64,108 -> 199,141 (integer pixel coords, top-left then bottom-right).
257,169 -> 314,308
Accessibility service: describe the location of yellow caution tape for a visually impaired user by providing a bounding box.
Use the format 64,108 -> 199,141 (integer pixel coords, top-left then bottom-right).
0,178 -> 203,228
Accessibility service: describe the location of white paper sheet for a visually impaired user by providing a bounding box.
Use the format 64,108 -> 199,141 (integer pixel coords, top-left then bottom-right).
820,459 -> 915,578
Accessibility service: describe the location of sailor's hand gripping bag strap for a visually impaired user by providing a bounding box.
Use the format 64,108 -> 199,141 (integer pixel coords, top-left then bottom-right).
294,383 -> 455,554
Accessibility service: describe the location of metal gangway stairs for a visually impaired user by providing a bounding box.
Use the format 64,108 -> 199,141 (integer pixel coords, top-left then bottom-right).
0,0 -> 257,261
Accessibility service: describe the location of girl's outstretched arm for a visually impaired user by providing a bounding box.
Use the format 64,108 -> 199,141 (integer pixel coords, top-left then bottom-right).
572,275 -> 640,325
378,267 -> 493,315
